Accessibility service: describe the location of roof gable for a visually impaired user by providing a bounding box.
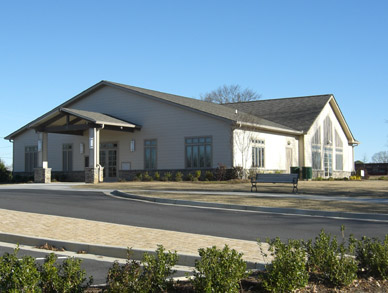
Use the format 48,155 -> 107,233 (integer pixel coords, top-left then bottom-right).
225,95 -> 332,133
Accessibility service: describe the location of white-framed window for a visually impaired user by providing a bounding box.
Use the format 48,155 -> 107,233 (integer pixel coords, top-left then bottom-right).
335,130 -> 343,171
185,136 -> 212,168
62,144 -> 73,172
252,139 -> 265,168
144,139 -> 157,169
311,127 -> 322,170
25,146 -> 38,172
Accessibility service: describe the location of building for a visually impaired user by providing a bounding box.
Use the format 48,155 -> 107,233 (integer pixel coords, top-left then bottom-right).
5,81 -> 359,183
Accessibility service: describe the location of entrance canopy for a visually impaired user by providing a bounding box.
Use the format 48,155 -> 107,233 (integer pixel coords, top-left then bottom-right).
31,108 -> 141,135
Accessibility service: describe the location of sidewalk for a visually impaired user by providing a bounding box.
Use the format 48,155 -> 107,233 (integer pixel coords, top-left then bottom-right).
0,208 -> 267,266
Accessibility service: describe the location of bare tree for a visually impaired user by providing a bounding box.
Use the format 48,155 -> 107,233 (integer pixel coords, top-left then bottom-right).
371,151 -> 388,163
201,84 -> 261,104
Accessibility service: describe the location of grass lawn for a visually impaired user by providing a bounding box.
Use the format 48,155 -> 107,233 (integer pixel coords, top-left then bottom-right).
79,180 -> 388,214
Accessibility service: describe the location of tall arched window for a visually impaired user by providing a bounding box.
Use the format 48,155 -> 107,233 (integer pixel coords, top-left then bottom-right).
311,127 -> 321,170
335,130 -> 343,171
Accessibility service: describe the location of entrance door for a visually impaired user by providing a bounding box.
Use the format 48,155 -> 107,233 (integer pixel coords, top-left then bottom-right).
99,143 -> 118,179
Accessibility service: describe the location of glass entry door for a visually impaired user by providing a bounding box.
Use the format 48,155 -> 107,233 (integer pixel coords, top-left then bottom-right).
99,143 -> 118,179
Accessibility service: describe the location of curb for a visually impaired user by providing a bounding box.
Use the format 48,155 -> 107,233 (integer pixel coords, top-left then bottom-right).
0,232 -> 265,270
112,190 -> 388,222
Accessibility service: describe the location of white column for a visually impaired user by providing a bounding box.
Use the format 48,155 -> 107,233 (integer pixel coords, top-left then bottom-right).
37,132 -> 48,168
89,128 -> 97,167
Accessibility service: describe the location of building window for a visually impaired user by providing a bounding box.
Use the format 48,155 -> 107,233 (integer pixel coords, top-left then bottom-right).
144,139 -> 157,169
335,130 -> 343,171
185,137 -> 212,168
311,127 -> 322,170
252,139 -> 265,168
62,144 -> 73,172
25,146 -> 38,172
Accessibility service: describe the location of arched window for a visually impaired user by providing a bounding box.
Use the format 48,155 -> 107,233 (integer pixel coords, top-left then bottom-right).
311,127 -> 321,170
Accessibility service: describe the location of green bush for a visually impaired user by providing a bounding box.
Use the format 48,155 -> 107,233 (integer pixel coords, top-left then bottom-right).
174,171 -> 183,182
161,172 -> 172,182
352,235 -> 388,279
142,245 -> 178,292
205,171 -> 214,181
260,238 -> 309,292
153,172 -> 160,181
185,173 -> 194,181
107,246 -> 178,293
0,246 -> 40,292
191,245 -> 247,293
106,255 -> 144,292
305,229 -> 358,287
194,170 -> 201,180
142,172 -> 153,182
134,173 -> 143,181
0,247 -> 91,292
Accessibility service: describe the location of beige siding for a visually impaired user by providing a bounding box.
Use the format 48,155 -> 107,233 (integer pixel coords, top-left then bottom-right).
11,86 -> 233,172
13,129 -> 39,172
70,86 -> 232,170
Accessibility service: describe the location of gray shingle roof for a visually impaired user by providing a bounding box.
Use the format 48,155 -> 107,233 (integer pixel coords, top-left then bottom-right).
106,81 -> 295,131
60,108 -> 139,128
225,95 -> 332,132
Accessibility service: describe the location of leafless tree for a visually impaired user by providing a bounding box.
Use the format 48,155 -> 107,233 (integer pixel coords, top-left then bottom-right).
201,84 -> 261,104
371,151 -> 388,163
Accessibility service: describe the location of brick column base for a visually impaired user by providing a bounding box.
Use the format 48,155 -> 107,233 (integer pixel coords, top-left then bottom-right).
85,167 -> 104,184
34,168 -> 52,183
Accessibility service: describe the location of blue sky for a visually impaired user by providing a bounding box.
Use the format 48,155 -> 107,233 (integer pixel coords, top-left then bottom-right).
1,0 -> 387,167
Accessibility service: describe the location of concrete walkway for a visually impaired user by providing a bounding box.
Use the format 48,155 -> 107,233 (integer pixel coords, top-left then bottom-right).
0,207 -> 267,267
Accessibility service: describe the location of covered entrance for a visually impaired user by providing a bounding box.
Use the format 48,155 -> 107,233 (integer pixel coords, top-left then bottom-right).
29,107 -> 140,183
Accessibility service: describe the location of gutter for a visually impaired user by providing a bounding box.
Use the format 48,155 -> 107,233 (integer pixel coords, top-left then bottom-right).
236,121 -> 303,136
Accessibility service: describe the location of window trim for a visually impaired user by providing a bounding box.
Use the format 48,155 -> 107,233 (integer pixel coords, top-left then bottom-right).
251,139 -> 265,168
25,145 -> 38,172
62,143 -> 73,172
144,139 -> 157,170
185,136 -> 213,169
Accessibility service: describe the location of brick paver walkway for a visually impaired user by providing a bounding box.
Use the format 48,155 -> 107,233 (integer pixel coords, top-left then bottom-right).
0,208 -> 268,263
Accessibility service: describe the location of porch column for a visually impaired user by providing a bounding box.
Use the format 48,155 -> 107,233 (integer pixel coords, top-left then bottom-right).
34,132 -> 51,183
85,127 -> 103,183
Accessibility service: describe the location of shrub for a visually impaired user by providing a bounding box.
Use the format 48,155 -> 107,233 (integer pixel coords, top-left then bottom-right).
191,245 -> 247,293
205,171 -> 214,181
174,171 -> 183,182
0,247 -> 90,292
260,238 -> 308,292
352,235 -> 388,279
194,170 -> 201,181
305,229 -> 358,287
59,257 -> 91,292
153,172 -> 160,181
185,173 -> 194,181
107,246 -> 178,293
106,253 -> 144,292
142,172 -> 153,182
0,246 -> 40,292
215,164 -> 227,181
161,172 -> 172,182
142,245 -> 178,292
133,173 -> 143,181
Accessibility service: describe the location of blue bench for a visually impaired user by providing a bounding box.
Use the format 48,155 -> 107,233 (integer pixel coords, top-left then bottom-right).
251,173 -> 299,193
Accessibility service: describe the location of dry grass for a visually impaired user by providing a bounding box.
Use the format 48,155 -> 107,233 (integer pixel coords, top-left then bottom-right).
78,180 -> 388,214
